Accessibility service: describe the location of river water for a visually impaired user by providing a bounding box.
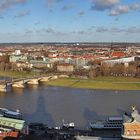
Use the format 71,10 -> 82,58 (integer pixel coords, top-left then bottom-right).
0,83 -> 139,128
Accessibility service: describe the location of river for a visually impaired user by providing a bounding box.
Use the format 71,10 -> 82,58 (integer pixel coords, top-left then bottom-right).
0,83 -> 139,128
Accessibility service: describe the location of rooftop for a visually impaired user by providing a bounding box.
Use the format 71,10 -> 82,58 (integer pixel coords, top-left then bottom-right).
0,116 -> 26,130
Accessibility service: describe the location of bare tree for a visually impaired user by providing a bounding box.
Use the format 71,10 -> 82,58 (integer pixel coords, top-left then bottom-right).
100,63 -> 110,76
0,62 -> 5,71
110,64 -> 124,76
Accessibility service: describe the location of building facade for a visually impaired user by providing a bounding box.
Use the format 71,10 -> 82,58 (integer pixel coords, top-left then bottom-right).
57,63 -> 74,72
122,107 -> 140,140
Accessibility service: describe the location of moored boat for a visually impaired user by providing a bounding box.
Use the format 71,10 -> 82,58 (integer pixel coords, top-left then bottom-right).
62,120 -> 75,129
0,108 -> 22,119
90,116 -> 123,130
0,108 -> 28,139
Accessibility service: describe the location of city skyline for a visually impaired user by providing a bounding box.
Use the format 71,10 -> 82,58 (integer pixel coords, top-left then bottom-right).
0,0 -> 140,43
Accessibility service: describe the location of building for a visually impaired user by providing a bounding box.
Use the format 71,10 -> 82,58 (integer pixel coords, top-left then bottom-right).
102,57 -> 135,67
122,106 -> 140,140
57,63 -> 74,72
0,55 -> 9,63
30,60 -> 53,69
9,55 -> 27,63
111,51 -> 126,58
15,50 -> 21,55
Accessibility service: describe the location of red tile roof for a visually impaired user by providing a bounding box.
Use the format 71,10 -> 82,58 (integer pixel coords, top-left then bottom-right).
111,51 -> 126,58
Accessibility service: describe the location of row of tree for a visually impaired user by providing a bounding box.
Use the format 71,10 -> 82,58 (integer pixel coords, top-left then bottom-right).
0,61 -> 139,78
89,62 -> 140,78
72,62 -> 140,78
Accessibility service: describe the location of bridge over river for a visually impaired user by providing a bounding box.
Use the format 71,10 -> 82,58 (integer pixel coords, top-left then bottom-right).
0,75 -> 58,92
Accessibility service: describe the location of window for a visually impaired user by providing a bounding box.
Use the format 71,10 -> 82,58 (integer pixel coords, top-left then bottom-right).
127,130 -> 130,135
134,130 -> 137,135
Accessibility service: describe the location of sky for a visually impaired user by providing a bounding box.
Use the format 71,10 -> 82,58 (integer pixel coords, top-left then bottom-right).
0,0 -> 140,43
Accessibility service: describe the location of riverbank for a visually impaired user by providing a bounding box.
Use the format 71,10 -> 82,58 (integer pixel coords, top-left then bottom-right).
0,70 -> 38,78
0,71 -> 140,90
48,77 -> 140,90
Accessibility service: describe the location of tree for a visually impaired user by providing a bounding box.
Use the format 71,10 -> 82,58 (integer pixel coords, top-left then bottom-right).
100,63 -> 110,76
0,62 -> 5,71
88,67 -> 101,78
110,64 -> 124,76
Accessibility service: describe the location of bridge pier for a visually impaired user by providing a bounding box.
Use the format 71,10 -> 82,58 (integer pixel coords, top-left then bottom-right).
39,77 -> 49,83
0,84 -> 7,92
12,81 -> 25,89
27,79 -> 39,85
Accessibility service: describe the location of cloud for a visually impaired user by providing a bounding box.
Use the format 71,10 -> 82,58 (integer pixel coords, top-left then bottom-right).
78,11 -> 85,16
45,28 -> 55,34
96,27 -> 109,32
0,16 -> 4,19
110,5 -> 129,16
36,28 -> 55,34
90,0 -> 140,16
125,26 -> 140,34
25,29 -> 33,34
110,3 -> 140,16
46,0 -> 63,8
95,26 -> 140,34
14,10 -> 30,18
91,0 -> 119,11
0,0 -> 28,14
34,21 -> 40,25
35,27 -> 68,36
61,5 -> 72,11
96,26 -> 124,33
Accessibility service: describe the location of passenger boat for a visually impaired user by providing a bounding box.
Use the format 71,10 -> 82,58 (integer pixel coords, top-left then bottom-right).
0,108 -> 22,119
0,108 -> 28,140
90,116 -> 123,130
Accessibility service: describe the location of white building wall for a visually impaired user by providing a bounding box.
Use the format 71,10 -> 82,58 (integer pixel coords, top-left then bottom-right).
103,57 -> 135,67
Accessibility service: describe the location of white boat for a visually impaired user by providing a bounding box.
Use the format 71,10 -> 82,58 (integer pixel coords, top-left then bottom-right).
90,116 -> 123,129
62,120 -> 75,129
0,108 -> 22,119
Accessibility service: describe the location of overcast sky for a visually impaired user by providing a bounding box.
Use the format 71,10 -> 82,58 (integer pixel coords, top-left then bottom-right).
0,0 -> 140,43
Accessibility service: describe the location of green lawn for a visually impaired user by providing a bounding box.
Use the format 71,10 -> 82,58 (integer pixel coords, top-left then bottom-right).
48,77 -> 140,90
0,70 -> 34,78
0,71 -> 140,90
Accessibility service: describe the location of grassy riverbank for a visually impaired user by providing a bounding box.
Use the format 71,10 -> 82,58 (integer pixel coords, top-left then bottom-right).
48,77 -> 140,90
0,71 -> 140,90
0,70 -> 35,78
